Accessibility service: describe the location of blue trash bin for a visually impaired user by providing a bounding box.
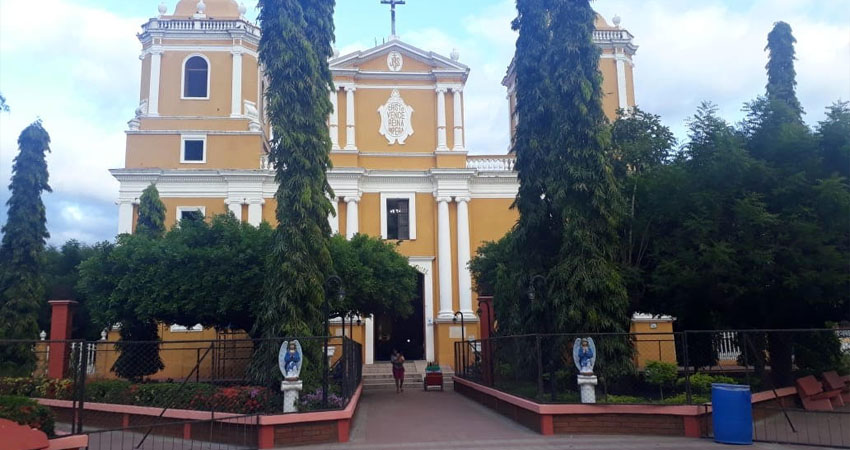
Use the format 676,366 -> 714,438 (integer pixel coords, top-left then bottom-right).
712,383 -> 753,445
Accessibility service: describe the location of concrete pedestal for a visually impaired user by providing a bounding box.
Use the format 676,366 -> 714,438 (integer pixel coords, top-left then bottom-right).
577,374 -> 598,404
281,380 -> 303,413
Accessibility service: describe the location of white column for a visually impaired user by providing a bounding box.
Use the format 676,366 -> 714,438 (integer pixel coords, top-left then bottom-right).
118,201 -> 134,235
328,197 -> 339,235
456,197 -> 474,316
247,199 -> 264,226
344,86 -> 357,151
436,87 -> 448,151
230,49 -> 243,117
148,50 -> 162,116
452,87 -> 465,151
436,196 -> 454,319
226,200 -> 242,220
615,53 -> 629,111
345,195 -> 359,239
364,315 -> 374,364
329,87 -> 340,150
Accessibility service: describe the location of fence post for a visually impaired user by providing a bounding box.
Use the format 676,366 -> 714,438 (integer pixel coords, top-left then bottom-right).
47,300 -> 77,379
536,335 -> 543,401
682,332 -> 692,405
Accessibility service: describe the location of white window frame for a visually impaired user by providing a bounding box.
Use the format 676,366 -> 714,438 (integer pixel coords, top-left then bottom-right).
176,206 -> 206,222
380,192 -> 416,240
181,54 -> 211,100
180,134 -> 207,163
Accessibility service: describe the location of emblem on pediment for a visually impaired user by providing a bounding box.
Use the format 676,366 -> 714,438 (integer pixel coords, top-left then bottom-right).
387,51 -> 403,72
378,89 -> 414,145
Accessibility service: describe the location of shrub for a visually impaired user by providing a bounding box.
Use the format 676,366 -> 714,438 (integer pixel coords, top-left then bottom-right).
661,392 -> 709,405
602,394 -> 648,404
0,395 -> 55,436
644,361 -> 678,400
132,383 -> 217,410
85,380 -> 133,404
0,378 -> 38,396
34,379 -> 73,400
676,373 -> 736,395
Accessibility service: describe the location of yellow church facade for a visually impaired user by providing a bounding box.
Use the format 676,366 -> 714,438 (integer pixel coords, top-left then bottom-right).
111,0 -> 638,367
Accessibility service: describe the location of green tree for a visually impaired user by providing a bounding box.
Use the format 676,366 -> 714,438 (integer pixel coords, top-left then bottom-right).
250,0 -> 337,386
817,101 -> 850,179
0,121 -> 51,376
610,107 -> 676,307
511,0 -> 630,341
41,240 -> 99,340
765,21 -> 802,117
135,184 -> 166,238
104,184 -> 167,379
0,93 -> 9,112
328,234 -> 416,319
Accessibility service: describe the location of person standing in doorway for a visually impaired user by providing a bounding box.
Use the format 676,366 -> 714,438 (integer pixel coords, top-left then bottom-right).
391,349 -> 405,393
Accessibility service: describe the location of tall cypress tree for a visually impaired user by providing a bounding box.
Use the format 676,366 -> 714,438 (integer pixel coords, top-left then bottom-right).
509,0 -> 631,382
765,21 -> 802,118
250,0 -> 336,385
513,0 -> 628,334
135,184 -> 166,238
111,184 -> 166,380
0,121 -> 51,376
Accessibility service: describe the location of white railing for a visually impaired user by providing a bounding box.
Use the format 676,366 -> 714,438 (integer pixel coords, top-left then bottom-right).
144,18 -> 260,37
714,331 -> 742,362
466,155 -> 516,172
71,342 -> 98,375
593,29 -> 633,42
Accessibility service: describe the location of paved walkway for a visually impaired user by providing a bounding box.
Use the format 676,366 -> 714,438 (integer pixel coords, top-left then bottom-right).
293,389 -> 813,450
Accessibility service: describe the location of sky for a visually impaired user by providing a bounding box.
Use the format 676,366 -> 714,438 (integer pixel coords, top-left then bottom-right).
0,0 -> 848,246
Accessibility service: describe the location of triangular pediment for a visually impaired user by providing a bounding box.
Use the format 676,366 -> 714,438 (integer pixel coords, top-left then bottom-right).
330,39 -> 469,79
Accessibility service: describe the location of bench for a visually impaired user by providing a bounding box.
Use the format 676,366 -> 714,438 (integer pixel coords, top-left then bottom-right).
796,375 -> 843,411
822,371 -> 850,403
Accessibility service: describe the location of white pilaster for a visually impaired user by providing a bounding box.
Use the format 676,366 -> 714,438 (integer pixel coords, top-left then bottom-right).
436,87 -> 448,151
456,197 -> 474,316
345,195 -> 360,239
615,52 -> 629,111
344,86 -> 357,151
436,196 -> 454,319
329,87 -> 340,150
118,201 -> 134,235
230,49 -> 243,117
364,315 -> 374,364
452,87 -> 465,151
226,200 -> 242,220
148,50 -> 163,116
247,199 -> 264,226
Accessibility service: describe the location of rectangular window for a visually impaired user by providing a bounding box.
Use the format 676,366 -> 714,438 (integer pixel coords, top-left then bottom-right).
386,198 -> 410,240
176,207 -> 206,223
181,136 -> 206,163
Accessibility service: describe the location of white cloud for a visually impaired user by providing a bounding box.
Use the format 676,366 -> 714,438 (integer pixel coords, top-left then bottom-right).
0,0 -> 141,207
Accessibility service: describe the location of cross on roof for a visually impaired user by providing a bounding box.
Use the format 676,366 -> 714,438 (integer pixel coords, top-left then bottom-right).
380,0 -> 406,38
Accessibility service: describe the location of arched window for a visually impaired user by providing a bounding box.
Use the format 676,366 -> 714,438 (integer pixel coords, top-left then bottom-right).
183,56 -> 209,98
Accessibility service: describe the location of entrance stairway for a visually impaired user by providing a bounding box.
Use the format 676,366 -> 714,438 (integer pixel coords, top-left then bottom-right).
362,361 -> 454,391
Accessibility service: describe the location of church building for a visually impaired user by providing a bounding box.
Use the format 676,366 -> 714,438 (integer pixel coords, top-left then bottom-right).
111,0 -> 638,366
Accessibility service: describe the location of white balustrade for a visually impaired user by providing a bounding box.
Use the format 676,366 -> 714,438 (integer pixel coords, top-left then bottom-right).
144,19 -> 260,36
466,156 -> 516,172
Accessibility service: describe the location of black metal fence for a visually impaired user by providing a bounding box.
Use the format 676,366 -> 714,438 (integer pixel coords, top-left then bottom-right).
454,328 -> 850,406
0,335 -> 362,448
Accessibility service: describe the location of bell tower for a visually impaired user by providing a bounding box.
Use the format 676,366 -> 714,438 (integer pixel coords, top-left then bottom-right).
116,0 -> 268,233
